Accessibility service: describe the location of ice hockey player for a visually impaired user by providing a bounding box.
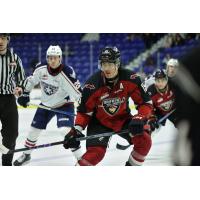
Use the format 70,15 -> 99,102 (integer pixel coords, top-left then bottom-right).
166,58 -> 179,78
143,58 -> 179,90
13,45 -> 82,166
147,69 -> 176,130
63,46 -> 157,166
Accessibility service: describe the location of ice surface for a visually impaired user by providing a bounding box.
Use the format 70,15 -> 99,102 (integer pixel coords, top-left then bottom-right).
3,108 -> 178,166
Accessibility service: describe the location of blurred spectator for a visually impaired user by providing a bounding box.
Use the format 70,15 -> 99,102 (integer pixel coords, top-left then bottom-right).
185,33 -> 196,41
145,53 -> 156,66
195,33 -> 200,40
162,53 -> 171,66
81,33 -> 100,42
126,33 -> 142,42
172,34 -> 185,47
142,34 -> 164,49
126,33 -> 135,41
163,34 -> 173,48
142,34 -> 154,48
143,53 -> 156,75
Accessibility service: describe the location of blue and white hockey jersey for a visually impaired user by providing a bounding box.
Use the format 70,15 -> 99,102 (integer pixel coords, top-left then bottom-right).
23,64 -> 82,108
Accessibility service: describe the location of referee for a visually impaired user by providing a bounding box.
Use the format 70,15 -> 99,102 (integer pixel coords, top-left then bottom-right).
0,33 -> 26,166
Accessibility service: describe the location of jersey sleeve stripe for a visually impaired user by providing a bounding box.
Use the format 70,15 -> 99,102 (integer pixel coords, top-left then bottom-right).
61,71 -> 81,96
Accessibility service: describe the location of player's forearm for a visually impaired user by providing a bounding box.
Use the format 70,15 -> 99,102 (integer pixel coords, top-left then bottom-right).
23,74 -> 40,92
75,112 -> 92,130
137,102 -> 154,119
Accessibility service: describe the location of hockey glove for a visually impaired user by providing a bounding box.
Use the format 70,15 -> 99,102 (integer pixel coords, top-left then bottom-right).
128,114 -> 147,136
17,92 -> 30,108
63,127 -> 84,149
147,115 -> 159,132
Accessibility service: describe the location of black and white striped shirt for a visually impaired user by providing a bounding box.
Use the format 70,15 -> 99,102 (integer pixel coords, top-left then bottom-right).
0,49 -> 26,94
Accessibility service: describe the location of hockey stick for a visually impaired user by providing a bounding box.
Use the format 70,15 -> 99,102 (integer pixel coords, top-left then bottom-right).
116,109 -> 176,150
2,129 -> 129,154
28,103 -> 76,117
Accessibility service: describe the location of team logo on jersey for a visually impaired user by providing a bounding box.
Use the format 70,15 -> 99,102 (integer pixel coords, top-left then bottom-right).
74,80 -> 81,89
41,81 -> 59,96
84,84 -> 95,90
159,99 -> 174,111
102,97 -> 124,115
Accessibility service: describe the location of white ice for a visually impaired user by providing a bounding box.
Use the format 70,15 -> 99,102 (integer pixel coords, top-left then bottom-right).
0,107 -> 177,166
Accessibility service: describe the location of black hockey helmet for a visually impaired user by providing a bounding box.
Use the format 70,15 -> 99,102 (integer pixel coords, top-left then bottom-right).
99,46 -> 121,67
154,69 -> 167,80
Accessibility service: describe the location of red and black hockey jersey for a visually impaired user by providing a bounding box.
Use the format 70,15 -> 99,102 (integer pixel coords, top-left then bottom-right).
75,68 -> 153,132
147,81 -> 176,117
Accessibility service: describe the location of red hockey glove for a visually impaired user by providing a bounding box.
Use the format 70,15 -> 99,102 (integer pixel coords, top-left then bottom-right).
128,114 -> 147,136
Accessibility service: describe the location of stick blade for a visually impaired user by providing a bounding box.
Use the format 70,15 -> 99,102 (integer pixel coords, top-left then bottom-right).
116,143 -> 131,150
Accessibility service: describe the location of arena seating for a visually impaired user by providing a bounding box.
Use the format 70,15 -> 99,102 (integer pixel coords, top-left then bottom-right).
10,34 -> 200,83
10,33 -> 145,83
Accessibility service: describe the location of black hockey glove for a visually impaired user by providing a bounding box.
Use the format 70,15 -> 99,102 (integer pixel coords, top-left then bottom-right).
160,119 -> 167,126
147,115 -> 159,132
128,114 -> 147,136
63,127 -> 84,149
17,92 -> 30,108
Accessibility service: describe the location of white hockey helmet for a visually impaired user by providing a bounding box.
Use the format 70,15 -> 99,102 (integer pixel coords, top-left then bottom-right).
167,58 -> 179,68
46,45 -> 62,62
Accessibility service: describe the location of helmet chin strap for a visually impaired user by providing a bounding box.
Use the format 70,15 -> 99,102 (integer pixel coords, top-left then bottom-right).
105,73 -> 119,88
106,73 -> 118,82
157,84 -> 168,93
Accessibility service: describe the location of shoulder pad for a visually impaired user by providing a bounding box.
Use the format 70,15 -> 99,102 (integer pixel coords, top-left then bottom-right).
119,68 -> 141,83
62,65 -> 77,79
147,84 -> 157,96
83,71 -> 102,90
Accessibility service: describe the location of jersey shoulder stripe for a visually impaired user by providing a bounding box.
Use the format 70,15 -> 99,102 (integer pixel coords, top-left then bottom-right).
83,71 -> 103,93
34,65 -> 47,73
62,65 -> 78,82
61,66 -> 81,96
119,68 -> 142,85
